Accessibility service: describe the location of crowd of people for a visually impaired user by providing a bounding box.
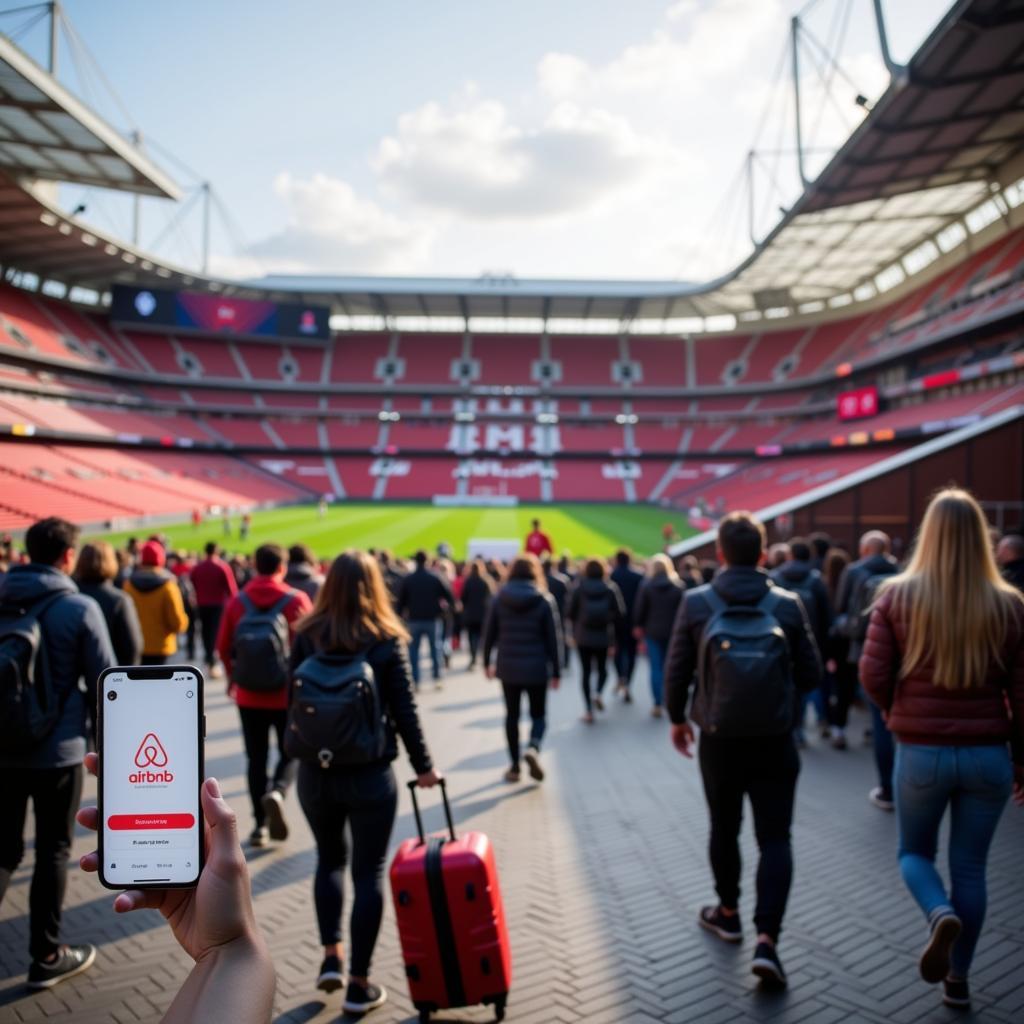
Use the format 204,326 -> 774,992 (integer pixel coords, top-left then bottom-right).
0,499 -> 1022,1020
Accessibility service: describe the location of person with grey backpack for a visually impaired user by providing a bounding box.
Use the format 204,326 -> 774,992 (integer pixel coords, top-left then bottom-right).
217,544 -> 312,848
287,550 -> 439,1016
664,512 -> 822,991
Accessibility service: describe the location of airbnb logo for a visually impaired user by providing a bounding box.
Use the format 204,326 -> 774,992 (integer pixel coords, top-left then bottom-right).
130,732 -> 173,783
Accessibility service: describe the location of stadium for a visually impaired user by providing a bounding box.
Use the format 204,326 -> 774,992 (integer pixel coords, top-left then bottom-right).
0,0 -> 1020,560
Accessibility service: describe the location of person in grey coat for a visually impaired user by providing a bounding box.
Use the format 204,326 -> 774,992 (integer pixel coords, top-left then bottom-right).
482,554 -> 563,783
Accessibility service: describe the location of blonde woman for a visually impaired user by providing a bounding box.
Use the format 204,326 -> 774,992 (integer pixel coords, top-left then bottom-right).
633,554 -> 684,717
860,488 -> 1024,1011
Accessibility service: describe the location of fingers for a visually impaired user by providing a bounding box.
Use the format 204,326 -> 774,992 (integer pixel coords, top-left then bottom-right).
201,777 -> 243,865
76,805 -> 99,832
114,889 -> 166,914
84,752 -> 98,778
79,851 -> 98,873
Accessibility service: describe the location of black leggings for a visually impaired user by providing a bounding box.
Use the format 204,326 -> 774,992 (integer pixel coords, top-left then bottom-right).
614,631 -> 638,686
465,625 -> 482,663
578,645 -> 609,711
297,763 -> 398,977
238,707 -> 295,827
198,605 -> 223,667
501,682 -> 547,765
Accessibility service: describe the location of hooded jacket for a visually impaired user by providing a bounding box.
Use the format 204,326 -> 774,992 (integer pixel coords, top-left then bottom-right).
77,578 -> 144,665
567,577 -> 626,649
482,580 -> 564,686
835,552 -> 899,662
634,575 -> 684,642
284,562 -> 325,601
124,567 -> 189,656
0,563 -> 115,768
191,554 -> 237,607
663,565 -> 823,729
460,573 -> 493,628
771,559 -> 833,649
397,567 -> 455,621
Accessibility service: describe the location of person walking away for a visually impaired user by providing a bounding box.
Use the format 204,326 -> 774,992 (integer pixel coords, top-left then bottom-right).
397,550 -> 455,689
73,542 -> 143,665
524,518 -> 553,558
288,551 -> 440,1014
821,548 -> 855,749
460,559 -> 494,668
191,541 -> 238,680
859,488 -> 1024,1011
377,550 -> 406,607
664,512 -> 822,989
610,549 -> 644,702
633,554 -> 683,718
124,541 -> 189,666
217,543 -> 311,848
285,544 -> 325,601
542,556 -> 571,670
567,560 -> 625,723
0,517 -> 115,988
835,530 -> 899,808
168,552 -> 198,663
482,554 -> 563,782
772,538 -> 832,744
995,533 -> 1024,594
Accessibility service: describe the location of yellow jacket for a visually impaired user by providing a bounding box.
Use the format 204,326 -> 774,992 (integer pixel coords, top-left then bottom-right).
125,569 -> 189,656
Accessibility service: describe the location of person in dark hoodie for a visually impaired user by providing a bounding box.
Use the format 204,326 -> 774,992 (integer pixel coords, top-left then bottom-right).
542,555 -> 571,670
482,553 -> 563,782
124,540 -> 189,666
73,541 -> 143,665
396,550 -> 455,688
610,548 -> 644,702
285,544 -> 326,601
633,553 -> 684,717
567,559 -> 625,723
459,559 -> 494,668
0,517 -> 115,989
996,533 -> 1024,594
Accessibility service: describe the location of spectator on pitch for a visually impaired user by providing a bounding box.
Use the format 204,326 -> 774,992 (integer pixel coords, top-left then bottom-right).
860,489 -> 1024,1012
835,529 -> 899,809
525,518 -> 553,558
290,551 -> 440,1014
191,541 -> 238,679
397,550 -> 455,689
482,553 -> 563,783
285,543 -> 325,601
125,540 -> 189,666
217,543 -> 311,848
239,512 -> 252,541
73,542 -> 143,665
633,553 -> 684,718
460,559 -> 494,669
664,512 -> 821,990
0,517 -> 115,989
610,548 -> 644,702
996,533 -> 1024,594
542,555 -> 571,670
567,559 -> 625,723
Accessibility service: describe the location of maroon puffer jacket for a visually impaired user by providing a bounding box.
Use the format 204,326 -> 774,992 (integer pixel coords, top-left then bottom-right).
860,586 -> 1024,763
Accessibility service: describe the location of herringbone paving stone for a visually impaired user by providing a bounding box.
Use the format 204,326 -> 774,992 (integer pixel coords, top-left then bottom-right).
2,656 -> 1023,1023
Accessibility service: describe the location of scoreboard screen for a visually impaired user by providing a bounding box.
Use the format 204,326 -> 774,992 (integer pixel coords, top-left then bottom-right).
111,285 -> 330,341
837,385 -> 880,422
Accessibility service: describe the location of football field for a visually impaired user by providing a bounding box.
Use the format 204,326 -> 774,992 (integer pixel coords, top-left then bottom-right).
93,502 -> 697,561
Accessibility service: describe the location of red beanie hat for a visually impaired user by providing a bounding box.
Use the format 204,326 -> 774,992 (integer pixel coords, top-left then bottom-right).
140,540 -> 165,567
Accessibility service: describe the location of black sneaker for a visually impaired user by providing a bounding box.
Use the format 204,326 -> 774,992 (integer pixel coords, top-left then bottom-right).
27,944 -> 96,989
942,977 -> 970,1010
868,786 -> 895,811
594,695 -> 605,712
751,941 -> 787,989
698,905 -> 742,943
343,980 -> 387,1014
524,747 -> 544,782
316,954 -> 344,993
920,913 -> 962,984
248,825 -> 269,848
261,789 -> 289,841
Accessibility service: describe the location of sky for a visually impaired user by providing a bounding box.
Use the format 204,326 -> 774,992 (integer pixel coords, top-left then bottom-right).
2,0 -> 952,283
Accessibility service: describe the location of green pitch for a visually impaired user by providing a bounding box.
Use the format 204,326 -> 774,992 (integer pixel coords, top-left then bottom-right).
92,503 -> 696,561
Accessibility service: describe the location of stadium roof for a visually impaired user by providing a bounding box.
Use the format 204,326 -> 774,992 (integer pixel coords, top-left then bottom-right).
0,0 -> 1022,324
0,33 -> 179,199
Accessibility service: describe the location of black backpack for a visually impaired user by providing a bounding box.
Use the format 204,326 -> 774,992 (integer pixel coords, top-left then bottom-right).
694,589 -> 795,738
581,587 -> 611,631
845,566 -> 896,642
231,592 -> 295,692
284,653 -> 387,768
0,592 -> 67,755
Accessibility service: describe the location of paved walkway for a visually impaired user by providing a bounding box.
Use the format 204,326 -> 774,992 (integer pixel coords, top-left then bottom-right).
2,655 -> 1023,1024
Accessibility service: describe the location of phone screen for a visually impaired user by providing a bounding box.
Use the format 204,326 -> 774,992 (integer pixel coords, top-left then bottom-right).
99,667 -> 203,888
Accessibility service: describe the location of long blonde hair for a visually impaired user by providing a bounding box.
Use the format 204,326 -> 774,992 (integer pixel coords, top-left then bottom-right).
647,553 -> 679,582
881,488 -> 1023,690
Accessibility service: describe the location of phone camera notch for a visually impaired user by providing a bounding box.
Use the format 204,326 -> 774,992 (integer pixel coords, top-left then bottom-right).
106,690 -> 117,701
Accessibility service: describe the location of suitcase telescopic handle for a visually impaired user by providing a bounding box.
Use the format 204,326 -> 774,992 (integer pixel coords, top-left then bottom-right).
407,778 -> 457,843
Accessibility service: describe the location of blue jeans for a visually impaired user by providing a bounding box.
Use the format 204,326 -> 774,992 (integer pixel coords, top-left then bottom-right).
646,637 -> 666,707
407,619 -> 441,684
870,701 -> 895,796
895,743 -> 1013,977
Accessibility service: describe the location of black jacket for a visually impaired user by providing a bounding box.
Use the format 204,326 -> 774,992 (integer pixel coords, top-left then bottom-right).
663,566 -> 823,727
611,564 -> 644,618
77,579 -> 143,666
284,563 -> 324,601
460,574 -> 493,628
771,559 -> 832,649
397,567 -> 455,621
482,581 -> 563,686
835,552 -> 899,662
634,575 -> 684,642
544,569 -> 569,620
1003,558 -> 1024,595
567,578 -> 626,648
289,632 -> 433,775
0,564 -> 115,768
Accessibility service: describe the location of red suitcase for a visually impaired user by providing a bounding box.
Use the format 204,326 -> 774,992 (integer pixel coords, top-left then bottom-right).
390,780 -> 511,1023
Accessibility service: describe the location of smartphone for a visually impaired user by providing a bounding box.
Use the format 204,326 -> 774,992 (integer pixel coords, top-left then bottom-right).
98,665 -> 205,889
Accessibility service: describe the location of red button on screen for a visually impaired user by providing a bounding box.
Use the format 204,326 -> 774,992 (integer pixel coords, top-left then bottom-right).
107,813 -> 195,830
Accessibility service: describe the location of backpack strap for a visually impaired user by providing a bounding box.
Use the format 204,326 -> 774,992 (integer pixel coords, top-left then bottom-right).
267,590 -> 298,618
238,593 -> 257,616
703,587 -> 727,616
757,588 -> 784,617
